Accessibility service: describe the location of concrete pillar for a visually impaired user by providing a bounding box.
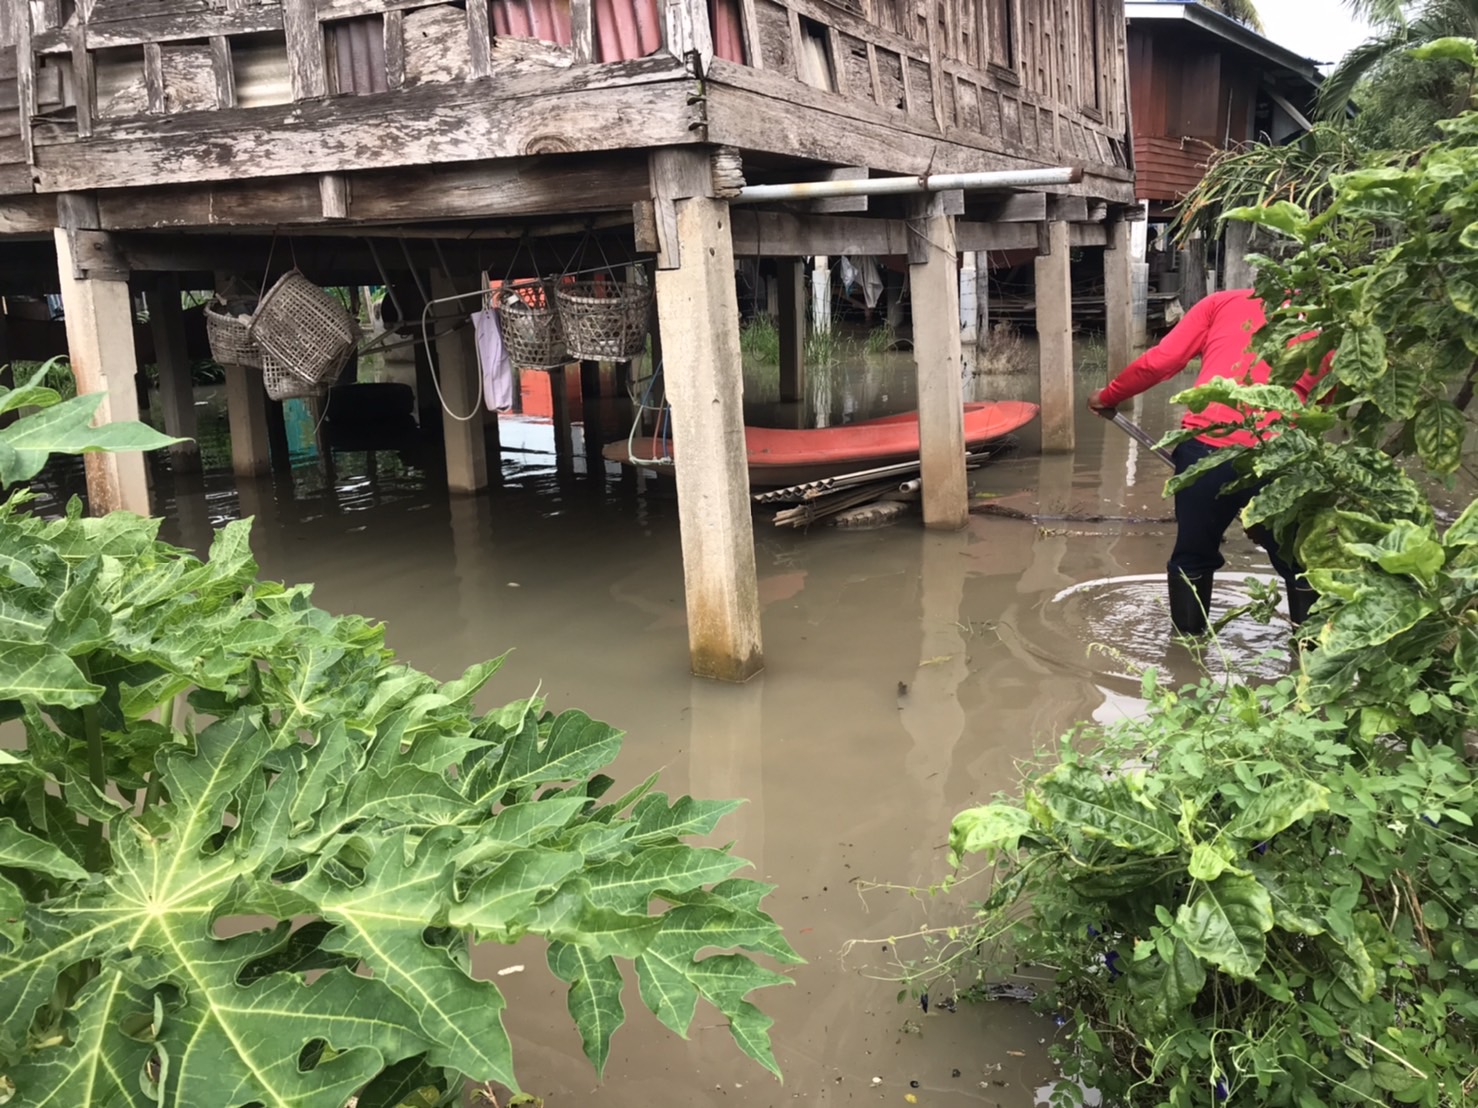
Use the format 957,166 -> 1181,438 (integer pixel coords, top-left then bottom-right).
145,274 -> 200,472
1223,220 -> 1255,292
777,258 -> 806,404
223,366 -> 273,478
429,269 -> 488,493
958,251 -> 978,347
54,223 -> 151,515
1104,217 -> 1134,375
1131,202 -> 1150,348
653,188 -> 763,682
975,251 -> 990,338
909,194 -> 968,531
1035,219 -> 1075,453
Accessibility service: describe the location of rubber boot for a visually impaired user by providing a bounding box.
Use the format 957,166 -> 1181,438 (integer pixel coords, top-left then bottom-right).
1286,579 -> 1318,628
1168,571 -> 1215,636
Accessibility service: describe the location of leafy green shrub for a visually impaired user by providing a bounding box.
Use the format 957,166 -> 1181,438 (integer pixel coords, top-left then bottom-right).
0,368 -> 796,1106
951,672 -> 1478,1107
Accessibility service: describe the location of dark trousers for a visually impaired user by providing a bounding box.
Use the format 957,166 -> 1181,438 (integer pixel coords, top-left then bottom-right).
1169,440 -> 1300,587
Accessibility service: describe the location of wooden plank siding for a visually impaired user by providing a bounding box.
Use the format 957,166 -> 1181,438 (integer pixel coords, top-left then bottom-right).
0,0 -> 1134,208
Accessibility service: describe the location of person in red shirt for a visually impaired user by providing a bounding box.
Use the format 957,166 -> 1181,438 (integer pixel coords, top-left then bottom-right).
1087,288 -> 1325,636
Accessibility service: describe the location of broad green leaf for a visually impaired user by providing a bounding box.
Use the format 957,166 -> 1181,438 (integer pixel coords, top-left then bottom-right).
450,848 -> 587,937
1414,398 -> 1465,475
548,942 -> 626,1077
1174,874 -> 1274,979
627,793 -> 744,844
0,394 -> 182,488
1225,780 -> 1331,842
1336,324 -> 1388,389
1126,937 -> 1205,1029
1447,499 -> 1478,548
1187,841 -> 1237,882
1224,201 -> 1308,239
1033,763 -> 1178,855
635,951 -> 791,1077
1344,520 -> 1446,585
0,817 -> 87,882
0,643 -> 102,708
1411,36 -> 1478,67
1316,580 -> 1435,657
581,845 -> 747,914
488,709 -> 625,796
950,803 -> 1033,864
294,834 -> 516,1086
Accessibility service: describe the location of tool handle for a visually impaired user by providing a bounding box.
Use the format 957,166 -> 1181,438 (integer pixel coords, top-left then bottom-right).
1106,410 -> 1176,469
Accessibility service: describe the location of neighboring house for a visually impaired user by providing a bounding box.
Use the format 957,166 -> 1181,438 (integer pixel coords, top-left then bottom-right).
1125,1 -> 1322,301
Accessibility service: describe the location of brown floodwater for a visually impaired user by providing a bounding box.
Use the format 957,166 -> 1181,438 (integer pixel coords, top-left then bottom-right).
58,347 -> 1302,1106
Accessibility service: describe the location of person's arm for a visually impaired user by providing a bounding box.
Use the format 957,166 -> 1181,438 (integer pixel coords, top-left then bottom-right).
1090,295 -> 1218,410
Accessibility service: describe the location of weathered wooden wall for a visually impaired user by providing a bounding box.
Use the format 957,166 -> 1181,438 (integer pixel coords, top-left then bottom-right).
0,0 -> 1133,207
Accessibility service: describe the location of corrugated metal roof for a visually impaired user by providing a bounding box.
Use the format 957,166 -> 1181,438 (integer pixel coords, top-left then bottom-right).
332,16 -> 389,95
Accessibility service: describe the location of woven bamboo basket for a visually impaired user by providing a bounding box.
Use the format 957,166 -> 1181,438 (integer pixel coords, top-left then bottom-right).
497,283 -> 567,369
249,270 -> 358,387
204,303 -> 262,369
261,351 -> 326,402
555,279 -> 652,361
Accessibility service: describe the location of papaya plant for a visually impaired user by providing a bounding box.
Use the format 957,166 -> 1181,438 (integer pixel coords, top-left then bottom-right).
0,363 -> 797,1106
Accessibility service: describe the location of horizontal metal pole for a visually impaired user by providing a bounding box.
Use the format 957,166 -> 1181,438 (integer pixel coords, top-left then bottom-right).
731,166 -> 1083,205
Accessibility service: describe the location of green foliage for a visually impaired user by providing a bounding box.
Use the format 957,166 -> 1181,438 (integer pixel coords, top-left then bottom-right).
739,317 -> 781,364
0,372 -> 796,1104
949,675 -> 1478,1108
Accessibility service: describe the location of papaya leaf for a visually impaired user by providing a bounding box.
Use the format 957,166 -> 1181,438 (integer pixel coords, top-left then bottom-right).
548,942 -> 626,1077
0,394 -> 183,489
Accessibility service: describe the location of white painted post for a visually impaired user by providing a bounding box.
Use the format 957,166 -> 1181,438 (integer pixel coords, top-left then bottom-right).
909,194 -> 968,530
777,258 -> 806,404
429,269 -> 489,494
54,226 -> 151,514
147,274 -> 200,472
1104,216 -> 1134,374
958,250 -> 978,347
811,255 -> 831,334
1035,219 -> 1075,453
652,161 -> 763,681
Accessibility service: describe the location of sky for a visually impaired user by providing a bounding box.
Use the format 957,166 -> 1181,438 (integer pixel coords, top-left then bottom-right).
1256,1 -> 1376,68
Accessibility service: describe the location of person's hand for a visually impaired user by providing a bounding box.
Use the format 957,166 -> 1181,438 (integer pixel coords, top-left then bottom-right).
1086,390 -> 1115,415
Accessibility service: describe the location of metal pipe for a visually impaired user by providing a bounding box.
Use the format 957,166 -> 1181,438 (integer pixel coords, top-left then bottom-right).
732,166 -> 1083,205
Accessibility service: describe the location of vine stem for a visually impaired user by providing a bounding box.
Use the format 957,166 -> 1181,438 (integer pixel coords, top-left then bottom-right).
141,694 -> 177,811
78,658 -> 105,870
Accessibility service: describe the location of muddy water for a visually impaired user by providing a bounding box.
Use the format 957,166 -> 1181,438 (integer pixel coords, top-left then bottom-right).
127,351 -> 1298,1106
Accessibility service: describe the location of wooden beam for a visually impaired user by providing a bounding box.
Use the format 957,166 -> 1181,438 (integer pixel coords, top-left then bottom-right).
0,195 -> 58,234
909,193 -> 967,529
466,0 -> 492,79
209,36 -> 237,108
651,148 -> 761,681
776,257 -> 804,404
383,10 -> 405,89
282,0 -> 328,101
143,42 -> 165,114
145,272 -> 201,472
93,153 -> 654,229
31,59 -> 699,192
1035,218 -> 1073,453
16,4 -> 34,164
319,173 -> 350,219
570,0 -> 594,65
67,25 -> 94,139
47,9 -> 284,50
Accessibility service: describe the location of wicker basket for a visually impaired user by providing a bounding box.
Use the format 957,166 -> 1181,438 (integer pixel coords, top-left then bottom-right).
261,351 -> 326,402
249,270 -> 358,387
497,283 -> 567,369
555,279 -> 652,361
204,303 -> 262,369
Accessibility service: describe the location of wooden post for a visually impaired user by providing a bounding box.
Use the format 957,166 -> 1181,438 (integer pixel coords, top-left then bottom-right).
777,258 -> 806,404
54,203 -> 151,515
265,399 -> 292,473
909,194 -> 968,531
579,359 -> 602,398
1104,216 -> 1133,375
1035,219 -> 1075,453
429,270 -> 488,493
1223,220 -> 1255,292
1179,233 -> 1209,311
213,272 -> 273,477
651,149 -> 763,682
146,274 -> 200,473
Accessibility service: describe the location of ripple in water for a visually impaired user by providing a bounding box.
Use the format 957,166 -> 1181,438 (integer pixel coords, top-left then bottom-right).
1046,573 -> 1294,686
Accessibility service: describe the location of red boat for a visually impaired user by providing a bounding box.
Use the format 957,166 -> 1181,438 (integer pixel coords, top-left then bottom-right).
603,400 -> 1039,487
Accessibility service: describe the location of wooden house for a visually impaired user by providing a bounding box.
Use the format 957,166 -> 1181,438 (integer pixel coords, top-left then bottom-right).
1125,1 -> 1321,298
0,0 -> 1138,680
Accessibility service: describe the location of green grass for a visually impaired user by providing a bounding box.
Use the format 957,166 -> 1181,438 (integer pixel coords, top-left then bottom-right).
863,325 -> 898,355
740,317 -> 780,364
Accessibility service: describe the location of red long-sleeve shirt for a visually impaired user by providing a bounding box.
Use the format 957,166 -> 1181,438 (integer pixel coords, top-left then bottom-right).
1098,289 -> 1328,449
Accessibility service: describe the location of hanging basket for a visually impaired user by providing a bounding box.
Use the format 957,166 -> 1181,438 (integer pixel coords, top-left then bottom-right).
261,351 -> 327,402
204,302 -> 262,369
497,282 -> 568,369
555,279 -> 652,361
248,269 -> 358,387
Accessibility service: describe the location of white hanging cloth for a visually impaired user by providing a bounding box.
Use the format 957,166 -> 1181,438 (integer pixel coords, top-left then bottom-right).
471,307 -> 515,412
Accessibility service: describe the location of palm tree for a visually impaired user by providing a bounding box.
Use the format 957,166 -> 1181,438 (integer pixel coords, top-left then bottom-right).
1318,0 -> 1478,118
1200,0 -> 1264,31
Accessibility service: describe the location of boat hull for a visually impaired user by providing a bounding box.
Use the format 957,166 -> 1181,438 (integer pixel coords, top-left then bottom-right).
603,400 -> 1040,487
